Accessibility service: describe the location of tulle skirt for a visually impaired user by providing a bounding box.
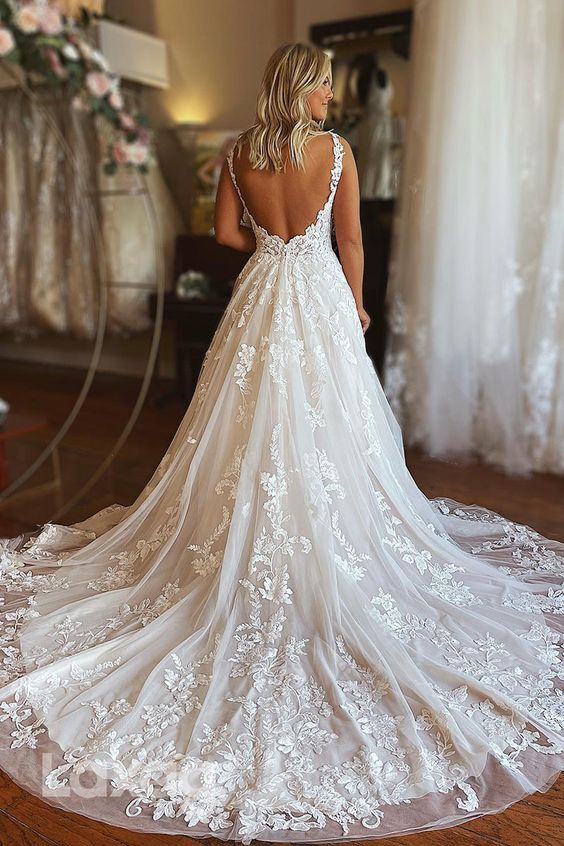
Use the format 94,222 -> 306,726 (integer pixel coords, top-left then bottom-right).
0,247 -> 562,842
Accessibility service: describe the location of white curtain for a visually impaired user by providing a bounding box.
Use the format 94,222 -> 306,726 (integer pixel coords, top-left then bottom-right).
0,84 -> 183,338
384,0 -> 564,474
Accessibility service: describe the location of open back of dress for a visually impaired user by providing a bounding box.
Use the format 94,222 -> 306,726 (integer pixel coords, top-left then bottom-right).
227,130 -> 344,257
228,131 -> 339,245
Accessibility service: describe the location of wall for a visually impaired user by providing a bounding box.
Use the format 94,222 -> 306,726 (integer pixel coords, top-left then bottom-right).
106,0 -> 294,130
106,0 -> 413,131
294,0 -> 413,43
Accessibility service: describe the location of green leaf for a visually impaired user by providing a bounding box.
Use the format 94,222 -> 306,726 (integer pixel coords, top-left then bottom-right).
5,48 -> 20,63
36,36 -> 66,49
66,65 -> 84,83
88,95 -> 102,113
0,0 -> 13,24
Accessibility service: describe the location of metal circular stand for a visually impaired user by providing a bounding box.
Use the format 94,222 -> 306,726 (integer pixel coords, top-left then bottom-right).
0,63 -> 165,523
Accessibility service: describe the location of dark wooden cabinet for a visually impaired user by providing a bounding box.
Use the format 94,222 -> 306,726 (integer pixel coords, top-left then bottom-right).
149,292 -> 229,400
148,235 -> 247,401
359,198 -> 395,374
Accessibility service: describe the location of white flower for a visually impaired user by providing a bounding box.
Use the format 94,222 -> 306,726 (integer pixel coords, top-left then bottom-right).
0,27 -> 15,56
91,47 -> 110,71
125,143 -> 150,165
14,4 -> 41,34
62,43 -> 80,62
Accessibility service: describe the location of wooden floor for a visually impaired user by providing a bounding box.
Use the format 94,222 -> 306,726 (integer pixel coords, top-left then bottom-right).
0,360 -> 562,845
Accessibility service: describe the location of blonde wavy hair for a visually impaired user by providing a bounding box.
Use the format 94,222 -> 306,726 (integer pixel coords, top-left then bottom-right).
234,42 -> 332,173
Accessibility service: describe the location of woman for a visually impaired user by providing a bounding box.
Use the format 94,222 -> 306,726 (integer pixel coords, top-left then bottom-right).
0,42 -> 562,844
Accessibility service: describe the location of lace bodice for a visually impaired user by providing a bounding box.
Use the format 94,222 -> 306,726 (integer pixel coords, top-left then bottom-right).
226,130 -> 344,260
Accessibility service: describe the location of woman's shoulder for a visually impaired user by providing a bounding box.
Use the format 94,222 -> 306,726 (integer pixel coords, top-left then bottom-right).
231,129 -> 248,154
314,130 -> 351,154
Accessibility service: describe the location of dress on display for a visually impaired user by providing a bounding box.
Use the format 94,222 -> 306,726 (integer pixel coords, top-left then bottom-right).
356,75 -> 397,200
0,131 -> 562,844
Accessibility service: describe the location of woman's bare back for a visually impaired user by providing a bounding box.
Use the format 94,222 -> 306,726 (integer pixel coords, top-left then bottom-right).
215,129 -> 365,318
230,132 -> 336,244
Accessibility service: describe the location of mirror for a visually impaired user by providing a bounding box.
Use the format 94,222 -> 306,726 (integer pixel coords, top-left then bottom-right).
311,11 -> 413,201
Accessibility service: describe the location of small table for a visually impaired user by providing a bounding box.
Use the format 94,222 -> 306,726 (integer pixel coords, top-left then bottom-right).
149,233 -> 248,402
0,413 -> 62,508
149,291 -> 230,401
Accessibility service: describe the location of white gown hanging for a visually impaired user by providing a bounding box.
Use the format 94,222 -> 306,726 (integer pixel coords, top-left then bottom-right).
356,75 -> 396,200
0,131 -> 562,844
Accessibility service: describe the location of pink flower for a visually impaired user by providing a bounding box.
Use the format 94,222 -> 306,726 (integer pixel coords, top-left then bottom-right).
45,47 -> 67,79
136,127 -> 151,146
85,71 -> 111,98
109,90 -> 124,111
0,28 -> 15,56
112,142 -> 128,164
14,4 -> 41,34
40,6 -> 63,35
119,112 -> 136,131
71,94 -> 86,111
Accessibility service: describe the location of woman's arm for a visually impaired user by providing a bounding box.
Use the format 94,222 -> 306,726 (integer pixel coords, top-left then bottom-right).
332,137 -> 370,333
213,159 -> 256,253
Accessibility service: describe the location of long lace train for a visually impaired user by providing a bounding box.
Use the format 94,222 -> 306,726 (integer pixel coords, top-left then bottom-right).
0,130 -> 561,843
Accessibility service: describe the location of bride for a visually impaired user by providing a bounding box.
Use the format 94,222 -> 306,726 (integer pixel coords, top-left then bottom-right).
0,42 -> 562,844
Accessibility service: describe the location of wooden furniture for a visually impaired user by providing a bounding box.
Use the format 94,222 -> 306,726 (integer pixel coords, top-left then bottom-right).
360,198 -> 395,373
149,234 -> 248,401
0,413 -> 62,508
149,292 -> 229,401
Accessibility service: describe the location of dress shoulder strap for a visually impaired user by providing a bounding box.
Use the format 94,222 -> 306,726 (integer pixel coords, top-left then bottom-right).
327,130 -> 345,201
226,144 -> 248,212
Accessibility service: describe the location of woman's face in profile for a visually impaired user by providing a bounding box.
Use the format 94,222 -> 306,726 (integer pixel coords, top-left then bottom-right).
307,74 -> 334,121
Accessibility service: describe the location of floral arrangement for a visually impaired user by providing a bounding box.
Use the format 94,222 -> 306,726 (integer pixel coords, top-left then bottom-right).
175,270 -> 213,301
0,0 -> 153,173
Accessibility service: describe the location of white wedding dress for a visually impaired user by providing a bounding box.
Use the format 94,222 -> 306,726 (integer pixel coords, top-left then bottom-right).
0,131 -> 562,844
